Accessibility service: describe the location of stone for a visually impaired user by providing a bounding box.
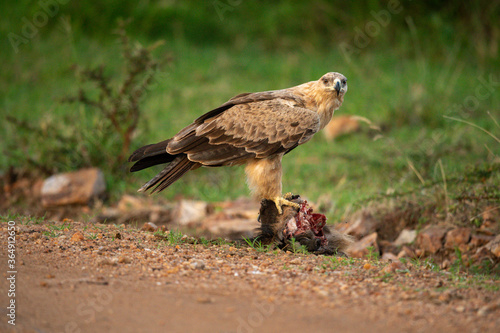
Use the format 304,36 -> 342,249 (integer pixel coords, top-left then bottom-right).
416,226 -> 448,254
32,178 -> 44,198
378,240 -> 398,255
141,222 -> 158,232
477,301 -> 500,316
380,261 -> 406,274
202,214 -> 259,240
393,229 -> 417,247
349,232 -> 379,258
472,246 -> 494,261
440,259 -> 451,269
381,252 -> 398,262
118,195 -> 147,211
41,168 -> 106,207
110,207 -> 170,225
196,297 -> 213,304
192,198 -> 261,239
484,234 -> 500,258
337,210 -> 379,239
444,228 -> 471,249
469,234 -> 494,248
70,231 -> 85,242
397,246 -> 416,259
97,257 -> 118,266
190,260 -> 205,270
214,198 -> 260,220
118,256 -> 132,264
481,206 -> 499,232
172,200 -> 209,226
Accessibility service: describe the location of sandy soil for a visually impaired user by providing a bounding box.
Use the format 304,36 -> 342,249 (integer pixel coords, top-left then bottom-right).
1,220 -> 499,333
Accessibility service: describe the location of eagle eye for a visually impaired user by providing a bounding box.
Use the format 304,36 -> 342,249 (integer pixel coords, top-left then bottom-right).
322,78 -> 329,85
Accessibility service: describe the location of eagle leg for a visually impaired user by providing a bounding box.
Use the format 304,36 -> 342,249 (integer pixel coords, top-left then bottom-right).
272,195 -> 300,215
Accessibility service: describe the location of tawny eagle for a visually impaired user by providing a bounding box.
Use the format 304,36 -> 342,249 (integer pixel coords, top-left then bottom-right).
129,72 -> 348,213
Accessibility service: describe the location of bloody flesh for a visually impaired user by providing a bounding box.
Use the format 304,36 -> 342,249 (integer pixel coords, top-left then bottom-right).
285,201 -> 328,246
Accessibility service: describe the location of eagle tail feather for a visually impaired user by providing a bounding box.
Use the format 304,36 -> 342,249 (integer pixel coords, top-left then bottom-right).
129,139 -> 180,172
129,154 -> 177,172
138,155 -> 196,194
128,139 -> 171,162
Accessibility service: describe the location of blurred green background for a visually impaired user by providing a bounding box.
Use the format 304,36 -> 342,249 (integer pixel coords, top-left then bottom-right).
1,0 -> 498,219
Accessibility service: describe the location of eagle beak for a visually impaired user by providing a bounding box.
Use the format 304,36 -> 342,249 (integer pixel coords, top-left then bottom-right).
334,79 -> 341,96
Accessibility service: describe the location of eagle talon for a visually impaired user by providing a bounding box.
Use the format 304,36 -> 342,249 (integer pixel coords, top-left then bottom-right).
272,196 -> 301,215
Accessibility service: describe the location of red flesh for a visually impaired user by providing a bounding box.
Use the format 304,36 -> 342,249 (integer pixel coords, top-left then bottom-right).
285,201 -> 328,246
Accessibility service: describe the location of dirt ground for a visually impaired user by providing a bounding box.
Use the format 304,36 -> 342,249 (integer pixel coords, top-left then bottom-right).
1,220 -> 499,333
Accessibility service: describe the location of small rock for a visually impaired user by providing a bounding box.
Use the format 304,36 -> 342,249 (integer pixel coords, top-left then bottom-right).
484,234 -> 500,258
98,258 -> 118,266
41,168 -> 106,207
31,178 -> 44,198
378,240 -> 398,256
339,210 -> 379,238
70,231 -> 85,242
444,228 -> 471,249
440,259 -> 451,269
349,232 -> 379,258
455,306 -> 465,313
173,200 -> 209,226
397,246 -> 416,259
313,287 -> 329,297
381,252 -> 398,262
472,246 -> 494,262
380,261 -> 406,274
202,215 -> 259,240
141,222 -> 158,232
196,297 -> 213,304
481,206 -> 499,231
438,290 -> 453,303
190,260 -> 206,270
393,229 -> 417,247
118,195 -> 146,212
416,226 -> 448,254
477,302 -> 499,316
469,234 -> 493,248
118,256 -> 132,264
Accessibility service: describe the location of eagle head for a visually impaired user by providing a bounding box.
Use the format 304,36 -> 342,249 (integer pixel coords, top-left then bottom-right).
320,72 -> 347,97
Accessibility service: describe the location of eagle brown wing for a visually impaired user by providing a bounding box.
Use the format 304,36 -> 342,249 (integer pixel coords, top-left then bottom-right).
167,98 -> 321,166
129,90 -> 320,193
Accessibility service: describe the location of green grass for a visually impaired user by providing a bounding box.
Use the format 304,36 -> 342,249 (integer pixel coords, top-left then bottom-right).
243,237 -> 273,253
0,213 -> 47,225
48,222 -> 72,231
164,230 -> 185,245
86,232 -> 98,240
42,230 -> 61,238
